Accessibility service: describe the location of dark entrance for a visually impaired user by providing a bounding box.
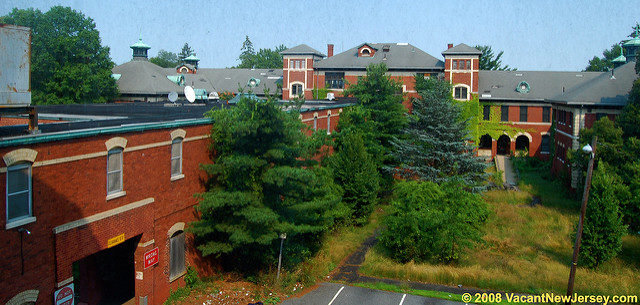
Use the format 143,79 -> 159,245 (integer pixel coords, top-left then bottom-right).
497,135 -> 511,155
515,135 -> 530,153
73,235 -> 141,305
479,134 -> 492,150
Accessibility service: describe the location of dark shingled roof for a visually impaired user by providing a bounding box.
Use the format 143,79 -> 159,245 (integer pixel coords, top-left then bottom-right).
441,43 -> 482,55
478,70 -> 602,102
165,68 -> 283,95
315,43 -> 443,70
280,44 -> 326,57
548,61 -> 637,106
112,59 -> 184,95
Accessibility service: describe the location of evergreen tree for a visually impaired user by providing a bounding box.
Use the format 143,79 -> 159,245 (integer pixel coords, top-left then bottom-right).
189,97 -> 344,270
237,35 -> 256,68
339,63 -> 408,181
1,6 -> 117,104
178,42 -> 194,62
475,45 -> 514,70
617,79 -> 640,138
388,76 -> 486,191
578,164 -> 627,268
327,131 -> 379,225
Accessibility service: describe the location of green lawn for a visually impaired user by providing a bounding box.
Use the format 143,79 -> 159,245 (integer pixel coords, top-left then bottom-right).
360,160 -> 640,296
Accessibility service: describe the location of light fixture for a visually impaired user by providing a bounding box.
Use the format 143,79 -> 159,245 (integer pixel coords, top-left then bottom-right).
582,144 -> 593,154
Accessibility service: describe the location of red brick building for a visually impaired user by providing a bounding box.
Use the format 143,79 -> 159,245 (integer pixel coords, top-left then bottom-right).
0,102 -> 345,305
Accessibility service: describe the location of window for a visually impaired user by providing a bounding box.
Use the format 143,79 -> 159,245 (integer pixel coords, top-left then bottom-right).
542,107 -> 550,122
169,231 -> 186,280
454,86 -> 468,99
313,115 -> 318,131
6,163 -> 32,225
541,135 -> 550,153
483,105 -> 491,120
171,138 -> 182,177
453,60 -> 458,70
361,49 -> 370,56
501,106 -> 509,122
466,60 -> 471,70
327,112 -> 331,135
107,148 -> 123,195
520,106 -> 528,122
300,60 -> 305,69
326,72 -> 345,89
291,84 -> 303,97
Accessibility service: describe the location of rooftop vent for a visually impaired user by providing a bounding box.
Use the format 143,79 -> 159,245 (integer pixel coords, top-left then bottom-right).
397,43 -> 408,46
515,73 -> 523,76
576,74 -> 583,78
383,45 -> 390,52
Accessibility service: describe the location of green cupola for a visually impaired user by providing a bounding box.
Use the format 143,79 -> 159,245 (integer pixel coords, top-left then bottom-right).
623,29 -> 640,62
130,38 -> 151,60
184,53 -> 200,68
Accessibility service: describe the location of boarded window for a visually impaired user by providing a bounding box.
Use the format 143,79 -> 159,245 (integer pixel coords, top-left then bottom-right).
107,148 -> 123,195
501,106 -> 509,122
169,231 -> 186,280
520,106 -> 528,122
541,135 -> 550,153
6,163 -> 32,223
171,138 -> 182,177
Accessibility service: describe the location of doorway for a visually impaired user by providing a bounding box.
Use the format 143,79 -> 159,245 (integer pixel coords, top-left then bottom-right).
497,135 -> 511,155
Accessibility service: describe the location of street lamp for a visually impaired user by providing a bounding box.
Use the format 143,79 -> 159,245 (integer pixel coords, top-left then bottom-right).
277,233 -> 286,281
566,136 -> 597,305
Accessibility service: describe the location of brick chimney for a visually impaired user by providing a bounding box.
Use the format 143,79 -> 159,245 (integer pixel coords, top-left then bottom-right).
327,44 -> 334,57
447,43 -> 453,49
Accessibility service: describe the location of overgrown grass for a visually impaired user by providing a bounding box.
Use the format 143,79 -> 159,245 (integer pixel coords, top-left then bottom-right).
164,281 -> 210,305
361,160 -> 640,296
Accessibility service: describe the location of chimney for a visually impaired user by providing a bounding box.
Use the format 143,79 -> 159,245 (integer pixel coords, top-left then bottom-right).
327,44 -> 334,57
447,43 -> 453,49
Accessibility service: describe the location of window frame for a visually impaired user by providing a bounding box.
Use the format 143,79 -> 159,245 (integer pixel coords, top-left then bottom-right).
6,162 -> 33,228
542,107 -> 551,123
171,138 -> 183,179
520,106 -> 528,122
541,135 -> 550,154
325,72 -> 345,89
501,105 -> 509,122
453,86 -> 468,100
483,105 -> 491,121
106,148 -> 124,196
326,112 -> 331,135
291,83 -> 303,97
169,230 -> 186,281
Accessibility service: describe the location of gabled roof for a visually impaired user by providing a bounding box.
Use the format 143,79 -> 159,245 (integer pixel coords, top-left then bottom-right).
478,70 -> 602,102
548,61 -> 637,107
280,44 -> 326,57
442,43 -> 482,55
357,43 -> 378,51
315,43 -> 444,70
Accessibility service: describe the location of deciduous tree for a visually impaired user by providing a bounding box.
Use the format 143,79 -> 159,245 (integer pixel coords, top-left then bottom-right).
1,6 -> 118,104
150,49 -> 179,68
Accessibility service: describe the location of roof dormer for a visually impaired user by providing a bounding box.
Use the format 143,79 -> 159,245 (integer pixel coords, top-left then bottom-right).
357,43 -> 377,57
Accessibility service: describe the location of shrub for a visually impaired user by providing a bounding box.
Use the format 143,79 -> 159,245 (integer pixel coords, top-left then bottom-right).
327,131 -> 380,225
379,180 -> 490,263
184,266 -> 200,288
578,164 -> 628,268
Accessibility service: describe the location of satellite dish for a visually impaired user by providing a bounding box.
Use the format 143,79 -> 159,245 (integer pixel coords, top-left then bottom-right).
168,91 -> 178,102
184,86 -> 196,103
327,92 -> 335,101
208,91 -> 219,100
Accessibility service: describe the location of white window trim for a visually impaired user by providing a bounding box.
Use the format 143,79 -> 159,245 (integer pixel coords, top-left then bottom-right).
290,82 -> 304,98
453,84 -> 470,100
6,163 -> 34,229
313,112 -> 318,131
171,138 -> 183,180
169,229 -> 187,282
106,148 -> 124,198
360,47 -> 373,57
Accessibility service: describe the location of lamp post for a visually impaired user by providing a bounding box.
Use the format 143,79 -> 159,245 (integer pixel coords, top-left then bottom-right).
566,136 -> 597,305
17,228 -> 31,275
276,233 -> 286,281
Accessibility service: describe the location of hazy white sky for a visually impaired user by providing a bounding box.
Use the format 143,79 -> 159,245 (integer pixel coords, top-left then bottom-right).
1,0 -> 639,71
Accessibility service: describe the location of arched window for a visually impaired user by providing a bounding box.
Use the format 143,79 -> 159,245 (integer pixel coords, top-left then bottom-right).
169,230 -> 186,281
291,83 -> 303,97
453,86 -> 469,100
361,49 -> 371,56
326,111 -> 332,135
4,148 -> 37,228
107,148 -> 123,196
171,138 -> 183,178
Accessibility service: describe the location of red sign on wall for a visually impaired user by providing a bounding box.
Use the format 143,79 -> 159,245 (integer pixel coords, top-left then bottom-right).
54,283 -> 74,305
144,247 -> 159,269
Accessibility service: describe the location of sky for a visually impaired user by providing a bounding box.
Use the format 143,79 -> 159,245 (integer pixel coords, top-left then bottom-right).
1,0 -> 639,71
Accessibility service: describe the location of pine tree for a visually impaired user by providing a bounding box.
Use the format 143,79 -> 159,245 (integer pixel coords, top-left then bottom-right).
388,76 -> 486,191
237,35 -> 256,68
327,131 -> 379,225
578,164 -> 628,268
178,42 -> 194,62
189,97 -> 344,270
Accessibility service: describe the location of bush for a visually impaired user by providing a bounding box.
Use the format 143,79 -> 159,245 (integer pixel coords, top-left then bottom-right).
578,164 -> 628,268
184,266 -> 200,288
327,131 -> 380,225
379,180 -> 490,263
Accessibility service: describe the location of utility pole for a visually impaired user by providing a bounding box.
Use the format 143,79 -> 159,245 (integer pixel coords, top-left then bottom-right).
566,135 -> 597,305
277,233 -> 286,281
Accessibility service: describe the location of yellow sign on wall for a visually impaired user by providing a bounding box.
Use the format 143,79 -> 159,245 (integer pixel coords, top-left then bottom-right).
107,233 -> 125,248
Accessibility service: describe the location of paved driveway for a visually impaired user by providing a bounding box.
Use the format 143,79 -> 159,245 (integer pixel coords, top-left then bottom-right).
281,282 -> 465,305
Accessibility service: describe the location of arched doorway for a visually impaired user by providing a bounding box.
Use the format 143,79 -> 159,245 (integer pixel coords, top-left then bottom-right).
479,134 -> 492,149
515,135 -> 530,153
497,135 -> 511,155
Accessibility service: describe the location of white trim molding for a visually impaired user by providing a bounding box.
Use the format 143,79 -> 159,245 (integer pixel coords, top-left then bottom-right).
170,129 -> 186,140
3,148 -> 37,167
105,137 -> 127,151
5,290 -> 39,305
167,222 -> 185,237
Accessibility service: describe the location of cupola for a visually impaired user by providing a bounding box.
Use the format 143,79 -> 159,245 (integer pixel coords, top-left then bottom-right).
623,29 -> 640,62
130,38 -> 151,60
184,53 -> 200,68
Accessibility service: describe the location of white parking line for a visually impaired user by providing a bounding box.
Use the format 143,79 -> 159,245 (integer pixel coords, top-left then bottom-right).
399,293 -> 407,305
327,286 -> 345,305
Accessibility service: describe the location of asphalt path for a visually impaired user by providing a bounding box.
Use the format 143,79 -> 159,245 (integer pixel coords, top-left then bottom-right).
281,282 -> 466,305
